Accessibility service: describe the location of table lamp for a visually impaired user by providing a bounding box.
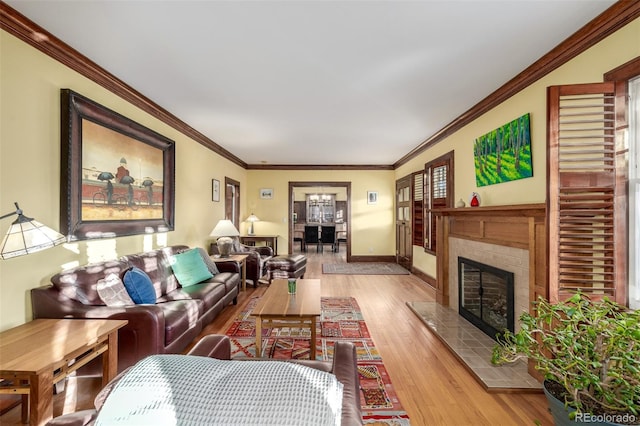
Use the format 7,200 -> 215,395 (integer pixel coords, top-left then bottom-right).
245,213 -> 259,236
209,219 -> 240,257
0,202 -> 66,260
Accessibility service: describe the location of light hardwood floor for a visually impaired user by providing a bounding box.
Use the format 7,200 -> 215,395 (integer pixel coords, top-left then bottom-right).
1,249 -> 553,425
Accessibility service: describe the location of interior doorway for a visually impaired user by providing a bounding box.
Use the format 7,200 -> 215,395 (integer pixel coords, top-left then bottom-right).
288,181 -> 351,262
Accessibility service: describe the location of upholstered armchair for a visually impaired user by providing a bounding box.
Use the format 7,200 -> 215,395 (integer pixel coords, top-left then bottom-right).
209,239 -> 273,287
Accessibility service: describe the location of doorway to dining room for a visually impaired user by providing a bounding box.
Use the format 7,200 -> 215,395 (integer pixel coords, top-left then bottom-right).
288,181 -> 351,262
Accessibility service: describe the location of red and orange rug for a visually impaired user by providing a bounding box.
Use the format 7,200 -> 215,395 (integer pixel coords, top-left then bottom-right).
224,296 -> 411,425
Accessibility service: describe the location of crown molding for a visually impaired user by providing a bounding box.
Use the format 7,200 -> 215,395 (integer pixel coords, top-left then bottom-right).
246,164 -> 393,170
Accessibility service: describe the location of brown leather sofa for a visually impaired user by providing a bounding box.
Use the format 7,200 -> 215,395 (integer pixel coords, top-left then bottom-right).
209,240 -> 273,286
46,335 -> 362,426
31,246 -> 240,373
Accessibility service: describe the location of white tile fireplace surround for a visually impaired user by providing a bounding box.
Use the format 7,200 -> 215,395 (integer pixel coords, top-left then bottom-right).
448,237 -> 530,332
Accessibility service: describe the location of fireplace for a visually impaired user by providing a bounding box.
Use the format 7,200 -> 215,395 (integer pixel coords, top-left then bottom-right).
458,257 -> 514,340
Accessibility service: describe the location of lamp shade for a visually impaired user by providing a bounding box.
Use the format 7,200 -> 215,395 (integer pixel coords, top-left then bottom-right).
209,219 -> 240,238
245,213 -> 259,236
0,203 -> 66,260
246,213 -> 259,223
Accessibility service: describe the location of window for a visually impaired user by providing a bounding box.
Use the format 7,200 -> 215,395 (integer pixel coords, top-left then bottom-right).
424,151 -> 454,253
412,172 -> 424,247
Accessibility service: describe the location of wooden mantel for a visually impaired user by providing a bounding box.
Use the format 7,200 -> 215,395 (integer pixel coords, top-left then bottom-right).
433,203 -> 547,307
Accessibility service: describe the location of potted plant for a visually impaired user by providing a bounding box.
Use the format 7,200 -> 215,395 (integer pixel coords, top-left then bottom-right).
491,292 -> 640,425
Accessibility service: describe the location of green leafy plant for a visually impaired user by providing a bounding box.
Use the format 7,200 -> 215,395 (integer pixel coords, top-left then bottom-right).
492,292 -> 640,420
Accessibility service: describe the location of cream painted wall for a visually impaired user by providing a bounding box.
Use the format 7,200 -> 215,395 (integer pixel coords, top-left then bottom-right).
0,32 -> 246,331
397,18 -> 640,279
246,170 -> 395,256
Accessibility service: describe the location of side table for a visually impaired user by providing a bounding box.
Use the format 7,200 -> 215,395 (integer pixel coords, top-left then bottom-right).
211,253 -> 249,291
0,318 -> 127,426
239,235 -> 279,255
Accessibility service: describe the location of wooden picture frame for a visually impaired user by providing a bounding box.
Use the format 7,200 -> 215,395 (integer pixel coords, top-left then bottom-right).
212,179 -> 220,202
60,89 -> 175,241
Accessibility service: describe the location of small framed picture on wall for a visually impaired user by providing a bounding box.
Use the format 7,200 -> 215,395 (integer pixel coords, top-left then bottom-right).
260,188 -> 273,199
367,191 -> 378,205
212,179 -> 220,202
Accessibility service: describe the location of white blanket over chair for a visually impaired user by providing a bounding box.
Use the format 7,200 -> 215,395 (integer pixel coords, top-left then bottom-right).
95,354 -> 343,426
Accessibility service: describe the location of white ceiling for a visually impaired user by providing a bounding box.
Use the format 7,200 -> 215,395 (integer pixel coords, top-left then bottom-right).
6,0 -> 616,166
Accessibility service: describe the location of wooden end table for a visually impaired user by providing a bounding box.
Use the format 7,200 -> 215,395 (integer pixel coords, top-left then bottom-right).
210,253 -> 249,291
250,279 -> 321,359
0,318 -> 127,426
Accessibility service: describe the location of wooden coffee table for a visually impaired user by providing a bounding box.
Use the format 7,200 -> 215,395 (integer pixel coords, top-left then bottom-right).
250,279 -> 321,359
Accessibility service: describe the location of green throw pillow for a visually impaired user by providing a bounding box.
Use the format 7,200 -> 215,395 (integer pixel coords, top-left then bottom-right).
171,248 -> 214,287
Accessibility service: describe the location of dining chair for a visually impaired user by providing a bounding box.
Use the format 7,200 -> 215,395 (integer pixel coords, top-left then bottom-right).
320,225 -> 336,253
303,225 -> 320,252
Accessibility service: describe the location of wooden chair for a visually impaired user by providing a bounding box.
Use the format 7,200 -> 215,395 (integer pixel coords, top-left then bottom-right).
335,223 -> 347,251
320,225 -> 336,253
303,225 -> 320,252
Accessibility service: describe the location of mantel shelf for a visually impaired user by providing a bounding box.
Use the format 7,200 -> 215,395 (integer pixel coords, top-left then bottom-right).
434,203 -> 545,217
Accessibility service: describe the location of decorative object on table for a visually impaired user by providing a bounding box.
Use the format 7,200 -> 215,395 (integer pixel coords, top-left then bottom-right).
60,89 -> 175,241
209,220 -> 240,257
212,179 -> 220,202
492,292 -> 640,425
455,198 -> 466,208
367,191 -> 378,205
245,213 -> 259,236
260,188 -> 273,199
0,202 -> 66,259
287,278 -> 297,294
470,192 -> 480,207
474,112 -> 533,187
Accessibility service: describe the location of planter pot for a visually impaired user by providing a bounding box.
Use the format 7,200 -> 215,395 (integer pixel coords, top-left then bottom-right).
543,381 -> 631,426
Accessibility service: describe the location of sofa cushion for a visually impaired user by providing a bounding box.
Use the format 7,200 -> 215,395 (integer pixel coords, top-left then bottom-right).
156,300 -> 202,345
170,248 -> 213,287
196,247 -> 220,275
123,267 -> 156,304
122,245 -> 189,297
51,260 -> 130,305
97,273 -> 134,307
173,282 -> 226,312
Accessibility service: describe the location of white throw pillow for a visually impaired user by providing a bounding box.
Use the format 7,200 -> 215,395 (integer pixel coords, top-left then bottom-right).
97,273 -> 134,306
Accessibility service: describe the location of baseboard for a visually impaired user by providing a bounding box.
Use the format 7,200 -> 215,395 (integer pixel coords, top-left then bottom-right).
411,267 -> 436,288
349,255 -> 396,262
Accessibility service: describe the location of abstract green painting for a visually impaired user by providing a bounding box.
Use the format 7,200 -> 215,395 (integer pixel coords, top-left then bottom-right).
474,113 -> 532,187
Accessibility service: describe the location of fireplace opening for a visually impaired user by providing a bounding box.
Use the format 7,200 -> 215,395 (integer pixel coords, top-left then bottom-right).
458,257 -> 514,340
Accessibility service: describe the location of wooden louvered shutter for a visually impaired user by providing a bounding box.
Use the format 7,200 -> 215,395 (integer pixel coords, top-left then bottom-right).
547,82 -> 627,304
412,172 -> 424,247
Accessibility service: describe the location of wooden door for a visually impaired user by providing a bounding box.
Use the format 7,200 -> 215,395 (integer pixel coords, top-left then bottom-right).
396,175 -> 412,270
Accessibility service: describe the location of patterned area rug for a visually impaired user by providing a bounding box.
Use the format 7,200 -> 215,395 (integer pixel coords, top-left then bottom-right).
225,296 -> 411,425
322,263 -> 410,275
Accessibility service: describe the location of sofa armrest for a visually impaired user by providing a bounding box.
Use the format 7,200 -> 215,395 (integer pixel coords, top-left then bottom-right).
45,409 -> 97,426
186,335 -> 231,359
213,260 -> 241,274
242,244 -> 274,257
331,341 -> 362,426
